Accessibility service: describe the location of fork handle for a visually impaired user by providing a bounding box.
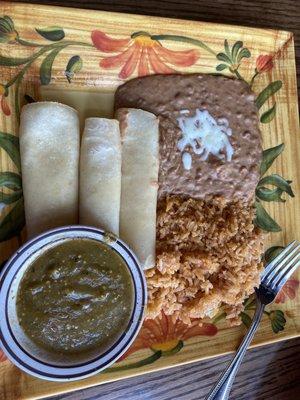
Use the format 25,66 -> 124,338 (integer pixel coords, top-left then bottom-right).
206,302 -> 265,400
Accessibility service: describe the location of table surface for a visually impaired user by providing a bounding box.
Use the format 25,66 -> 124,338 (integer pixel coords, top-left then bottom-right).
51,338 -> 300,400
12,1 -> 300,399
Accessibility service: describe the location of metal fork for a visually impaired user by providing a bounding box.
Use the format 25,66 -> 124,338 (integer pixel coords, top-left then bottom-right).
206,240 -> 300,400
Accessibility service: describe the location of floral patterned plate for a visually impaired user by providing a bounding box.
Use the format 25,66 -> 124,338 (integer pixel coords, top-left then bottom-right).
0,2 -> 299,399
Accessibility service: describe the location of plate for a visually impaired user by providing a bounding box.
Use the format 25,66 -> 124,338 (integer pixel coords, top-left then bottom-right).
0,1 -> 299,399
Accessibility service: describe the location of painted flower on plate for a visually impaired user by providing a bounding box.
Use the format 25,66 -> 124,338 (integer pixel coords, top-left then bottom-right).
91,30 -> 199,79
0,84 -> 10,116
275,279 -> 299,304
120,312 -> 217,360
256,54 -> 273,73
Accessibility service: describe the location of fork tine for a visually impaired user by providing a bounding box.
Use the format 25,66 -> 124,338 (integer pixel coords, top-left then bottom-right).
270,252 -> 300,290
263,242 -> 300,284
263,243 -> 300,286
262,240 -> 300,282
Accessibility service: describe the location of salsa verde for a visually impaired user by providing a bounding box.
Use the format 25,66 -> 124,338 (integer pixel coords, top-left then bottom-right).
17,239 -> 134,354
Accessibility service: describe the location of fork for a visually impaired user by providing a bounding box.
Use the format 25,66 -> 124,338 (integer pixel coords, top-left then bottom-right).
206,240 -> 300,400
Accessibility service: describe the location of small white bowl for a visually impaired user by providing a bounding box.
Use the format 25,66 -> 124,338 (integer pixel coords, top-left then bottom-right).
0,226 -> 147,381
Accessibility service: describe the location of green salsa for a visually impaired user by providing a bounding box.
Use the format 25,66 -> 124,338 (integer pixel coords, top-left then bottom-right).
16,239 -> 134,354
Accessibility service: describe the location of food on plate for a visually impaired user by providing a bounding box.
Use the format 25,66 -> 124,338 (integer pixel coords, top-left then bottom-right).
117,108 -> 159,270
146,196 -> 263,325
115,73 -> 262,202
19,102 -> 80,238
115,74 -> 264,324
17,238 -> 134,354
79,118 -> 121,235
17,72 -> 264,327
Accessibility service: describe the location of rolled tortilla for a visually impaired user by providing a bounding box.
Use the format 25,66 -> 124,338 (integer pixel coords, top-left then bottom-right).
79,118 -> 121,235
19,102 -> 80,238
116,108 -> 159,269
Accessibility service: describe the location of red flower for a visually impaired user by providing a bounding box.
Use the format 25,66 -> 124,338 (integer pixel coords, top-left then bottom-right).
0,84 -> 10,116
275,279 -> 299,304
120,312 -> 217,360
91,31 -> 199,79
0,349 -> 7,363
256,55 -> 273,73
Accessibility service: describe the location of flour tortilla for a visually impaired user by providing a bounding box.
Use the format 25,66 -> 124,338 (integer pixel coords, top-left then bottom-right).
79,118 -> 121,235
116,108 -> 159,269
19,102 -> 80,238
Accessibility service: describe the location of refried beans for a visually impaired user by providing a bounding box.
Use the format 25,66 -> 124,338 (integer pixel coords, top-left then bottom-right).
115,74 -> 262,202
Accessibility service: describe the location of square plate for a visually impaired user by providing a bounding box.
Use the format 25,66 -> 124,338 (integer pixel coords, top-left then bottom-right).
0,2 -> 299,399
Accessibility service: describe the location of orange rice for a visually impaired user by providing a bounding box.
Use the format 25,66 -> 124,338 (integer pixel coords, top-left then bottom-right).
146,196 -> 264,326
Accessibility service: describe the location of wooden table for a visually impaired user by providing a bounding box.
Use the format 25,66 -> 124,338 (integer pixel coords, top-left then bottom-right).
52,338 -> 300,400
13,1 -> 300,399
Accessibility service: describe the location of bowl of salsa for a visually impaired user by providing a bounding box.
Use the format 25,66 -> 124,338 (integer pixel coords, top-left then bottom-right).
0,226 -> 146,381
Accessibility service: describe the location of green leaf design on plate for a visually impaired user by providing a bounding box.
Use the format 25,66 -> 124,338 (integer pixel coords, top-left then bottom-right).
150,34 -> 216,56
0,15 -> 14,33
224,39 -> 231,59
0,190 -> 22,204
243,295 -> 256,310
241,312 -> 252,328
0,172 -> 22,190
264,246 -> 284,264
258,174 -> 294,198
260,103 -> 276,123
216,52 -> 232,64
0,132 -> 21,172
0,54 -> 32,66
256,186 -> 285,202
237,47 -> 251,63
65,55 -> 83,83
254,201 -> 281,232
131,31 -> 151,39
35,27 -> 65,41
231,41 -> 243,62
0,198 -> 25,242
212,311 -> 226,324
269,310 -> 286,333
216,63 -> 228,71
0,16 -> 17,44
255,81 -> 282,109
40,47 -> 64,85
260,143 -> 284,176
105,351 -> 162,372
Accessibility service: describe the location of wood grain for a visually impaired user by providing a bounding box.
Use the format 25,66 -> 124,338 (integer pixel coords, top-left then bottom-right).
11,0 -> 300,95
50,337 -> 300,400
